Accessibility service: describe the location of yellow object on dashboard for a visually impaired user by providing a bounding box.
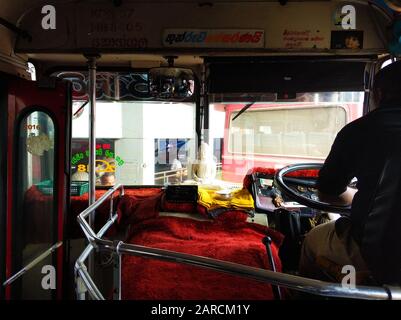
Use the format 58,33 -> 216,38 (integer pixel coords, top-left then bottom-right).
198,187 -> 254,211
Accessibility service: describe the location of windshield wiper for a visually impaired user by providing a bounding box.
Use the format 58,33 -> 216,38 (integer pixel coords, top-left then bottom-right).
232,102 -> 255,121
73,100 -> 89,117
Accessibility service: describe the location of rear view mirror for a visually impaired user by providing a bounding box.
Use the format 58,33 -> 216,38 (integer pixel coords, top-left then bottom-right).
149,67 -> 195,100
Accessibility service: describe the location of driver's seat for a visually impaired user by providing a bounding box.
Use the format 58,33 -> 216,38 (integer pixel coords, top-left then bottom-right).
358,144 -> 401,285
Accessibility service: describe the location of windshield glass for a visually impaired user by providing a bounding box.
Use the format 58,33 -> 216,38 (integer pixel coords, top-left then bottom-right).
60,70 -> 198,187
67,72 -> 364,187
209,92 -> 364,183
71,101 -> 196,186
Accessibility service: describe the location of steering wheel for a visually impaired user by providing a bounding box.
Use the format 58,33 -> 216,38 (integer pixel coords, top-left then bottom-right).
274,163 -> 352,214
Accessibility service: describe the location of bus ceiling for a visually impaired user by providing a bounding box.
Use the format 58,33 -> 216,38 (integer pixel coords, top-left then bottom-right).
0,0 -> 397,77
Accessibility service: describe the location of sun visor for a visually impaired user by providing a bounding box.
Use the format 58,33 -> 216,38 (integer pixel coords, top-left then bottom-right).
207,58 -> 370,93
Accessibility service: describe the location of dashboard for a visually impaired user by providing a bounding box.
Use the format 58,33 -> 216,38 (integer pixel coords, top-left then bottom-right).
251,172 -> 319,217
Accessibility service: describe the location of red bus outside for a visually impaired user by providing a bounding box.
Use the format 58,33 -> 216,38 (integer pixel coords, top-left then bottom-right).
219,93 -> 364,183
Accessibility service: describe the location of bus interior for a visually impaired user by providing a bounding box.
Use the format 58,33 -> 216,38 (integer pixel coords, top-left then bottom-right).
1,0 -> 401,301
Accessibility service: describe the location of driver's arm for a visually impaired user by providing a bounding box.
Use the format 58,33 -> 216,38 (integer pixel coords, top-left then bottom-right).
317,125 -> 358,200
317,188 -> 357,206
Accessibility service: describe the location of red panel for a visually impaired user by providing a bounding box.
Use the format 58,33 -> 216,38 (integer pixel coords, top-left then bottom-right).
4,77 -> 70,300
5,84 -> 16,300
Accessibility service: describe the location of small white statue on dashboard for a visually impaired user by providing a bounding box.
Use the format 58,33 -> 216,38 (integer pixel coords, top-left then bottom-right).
191,142 -> 217,183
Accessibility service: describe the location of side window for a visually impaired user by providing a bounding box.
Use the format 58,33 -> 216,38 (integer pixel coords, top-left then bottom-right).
13,111 -> 56,299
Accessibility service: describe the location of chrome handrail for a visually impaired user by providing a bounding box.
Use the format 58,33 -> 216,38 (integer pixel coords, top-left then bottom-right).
113,242 -> 398,300
78,184 -> 124,221
75,183 -> 401,300
3,241 -> 62,287
75,213 -> 119,300
75,183 -> 124,300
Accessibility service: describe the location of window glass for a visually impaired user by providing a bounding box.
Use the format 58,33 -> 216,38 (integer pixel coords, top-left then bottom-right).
13,111 -> 55,299
154,138 -> 194,184
71,101 -> 196,187
58,71 -> 197,188
229,106 -> 346,157
209,92 -> 364,183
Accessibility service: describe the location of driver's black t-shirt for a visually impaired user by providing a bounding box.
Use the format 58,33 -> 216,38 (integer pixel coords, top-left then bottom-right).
317,106 -> 401,245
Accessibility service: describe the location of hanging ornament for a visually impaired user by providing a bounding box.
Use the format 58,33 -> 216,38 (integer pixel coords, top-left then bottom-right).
26,133 -> 54,156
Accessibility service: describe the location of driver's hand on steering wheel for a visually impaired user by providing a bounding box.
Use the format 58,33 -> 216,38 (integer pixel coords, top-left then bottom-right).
317,187 -> 357,207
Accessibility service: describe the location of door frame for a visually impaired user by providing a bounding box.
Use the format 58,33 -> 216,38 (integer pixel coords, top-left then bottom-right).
0,75 -> 9,300
1,73 -> 71,300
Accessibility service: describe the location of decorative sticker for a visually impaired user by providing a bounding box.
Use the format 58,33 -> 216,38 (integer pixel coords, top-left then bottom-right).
71,144 -> 125,173
282,30 -> 325,49
331,30 -> 363,49
163,29 -> 264,48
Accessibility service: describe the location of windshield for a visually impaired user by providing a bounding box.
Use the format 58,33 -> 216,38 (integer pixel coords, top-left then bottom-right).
209,92 -> 364,183
60,69 -> 199,187
68,74 -> 364,187
71,101 -> 196,186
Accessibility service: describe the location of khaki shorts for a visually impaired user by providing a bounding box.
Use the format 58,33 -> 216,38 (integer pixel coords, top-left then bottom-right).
299,217 -> 369,281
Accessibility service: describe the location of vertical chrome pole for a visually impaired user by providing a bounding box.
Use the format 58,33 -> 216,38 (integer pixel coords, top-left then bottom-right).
113,242 -> 122,300
85,54 -> 100,275
75,273 -> 86,300
200,64 -> 209,145
263,236 -> 282,300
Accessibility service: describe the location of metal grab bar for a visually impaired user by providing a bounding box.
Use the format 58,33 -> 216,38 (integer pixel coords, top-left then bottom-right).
79,184 -> 124,221
87,240 -> 401,300
75,184 -> 124,300
77,184 -> 124,243
3,241 -> 62,287
75,213 -> 119,300
75,183 -> 401,301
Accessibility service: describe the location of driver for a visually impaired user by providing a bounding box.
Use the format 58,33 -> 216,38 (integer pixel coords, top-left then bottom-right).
299,61 -> 401,281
